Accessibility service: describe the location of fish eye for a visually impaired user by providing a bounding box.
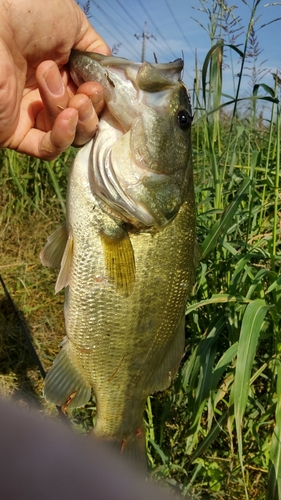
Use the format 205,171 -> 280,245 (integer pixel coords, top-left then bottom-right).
177,110 -> 192,130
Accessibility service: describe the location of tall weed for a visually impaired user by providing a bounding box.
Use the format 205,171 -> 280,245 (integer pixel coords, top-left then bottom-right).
147,1 -> 281,498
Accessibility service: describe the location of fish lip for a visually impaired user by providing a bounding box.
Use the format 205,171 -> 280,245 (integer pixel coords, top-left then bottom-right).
69,50 -> 184,89
70,50 -> 184,72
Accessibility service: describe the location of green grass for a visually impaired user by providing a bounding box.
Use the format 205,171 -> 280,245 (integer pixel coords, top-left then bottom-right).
0,1 -> 280,498
143,2 -> 280,498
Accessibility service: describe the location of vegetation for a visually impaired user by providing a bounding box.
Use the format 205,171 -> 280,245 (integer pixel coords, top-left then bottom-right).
0,1 -> 280,498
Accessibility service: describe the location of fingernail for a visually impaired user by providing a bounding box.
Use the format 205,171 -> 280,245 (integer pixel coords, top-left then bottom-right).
90,90 -> 104,115
45,65 -> 64,95
79,100 -> 94,122
92,88 -> 103,99
68,111 -> 79,134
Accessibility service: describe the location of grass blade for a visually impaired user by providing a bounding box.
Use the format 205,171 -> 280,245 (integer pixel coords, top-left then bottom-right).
233,299 -> 269,498
267,360 -> 281,500
45,161 -> 66,215
200,177 -> 251,259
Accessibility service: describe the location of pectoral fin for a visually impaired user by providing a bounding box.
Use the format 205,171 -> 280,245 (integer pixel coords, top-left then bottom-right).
100,226 -> 135,295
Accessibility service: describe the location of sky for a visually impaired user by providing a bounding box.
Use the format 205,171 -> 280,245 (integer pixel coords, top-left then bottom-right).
85,0 -> 281,102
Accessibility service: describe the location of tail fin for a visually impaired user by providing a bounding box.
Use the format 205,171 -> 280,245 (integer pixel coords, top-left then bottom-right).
94,425 -> 147,472
120,428 -> 147,471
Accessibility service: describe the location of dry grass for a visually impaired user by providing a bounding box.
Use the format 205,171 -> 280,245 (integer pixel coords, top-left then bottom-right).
0,200 -> 98,431
0,204 -> 65,414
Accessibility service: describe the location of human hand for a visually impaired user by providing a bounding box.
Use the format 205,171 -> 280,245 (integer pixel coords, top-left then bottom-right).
0,0 -> 111,160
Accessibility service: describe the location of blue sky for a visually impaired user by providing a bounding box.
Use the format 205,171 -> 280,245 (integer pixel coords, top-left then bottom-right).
87,0 -> 281,101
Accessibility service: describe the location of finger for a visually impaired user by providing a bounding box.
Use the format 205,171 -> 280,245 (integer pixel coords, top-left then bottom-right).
76,82 -> 105,115
16,108 -> 79,160
68,93 -> 98,147
66,78 -> 105,115
36,61 -> 70,130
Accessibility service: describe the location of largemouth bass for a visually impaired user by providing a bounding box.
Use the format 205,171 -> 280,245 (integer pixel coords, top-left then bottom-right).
41,51 -> 196,465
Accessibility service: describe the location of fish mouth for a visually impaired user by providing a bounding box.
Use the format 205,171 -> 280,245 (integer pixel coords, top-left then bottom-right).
70,50 -> 184,88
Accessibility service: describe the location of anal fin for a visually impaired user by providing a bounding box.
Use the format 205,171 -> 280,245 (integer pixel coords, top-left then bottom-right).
44,340 -> 91,409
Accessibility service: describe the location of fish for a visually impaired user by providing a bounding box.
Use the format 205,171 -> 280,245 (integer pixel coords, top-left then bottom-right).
40,51 -> 196,466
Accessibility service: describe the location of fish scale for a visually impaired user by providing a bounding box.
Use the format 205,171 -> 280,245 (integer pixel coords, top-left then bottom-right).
41,51 -> 196,466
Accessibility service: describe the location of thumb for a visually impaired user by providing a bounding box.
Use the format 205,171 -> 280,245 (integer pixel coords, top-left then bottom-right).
72,4 -> 111,55
0,49 -> 20,147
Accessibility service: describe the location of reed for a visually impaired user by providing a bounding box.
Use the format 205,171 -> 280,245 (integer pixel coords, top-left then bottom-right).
147,1 -> 281,498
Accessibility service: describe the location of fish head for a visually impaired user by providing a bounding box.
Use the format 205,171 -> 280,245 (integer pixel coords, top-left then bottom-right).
70,51 -> 193,228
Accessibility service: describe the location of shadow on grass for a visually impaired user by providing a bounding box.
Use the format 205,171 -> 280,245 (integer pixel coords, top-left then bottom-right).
0,295 -> 45,407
